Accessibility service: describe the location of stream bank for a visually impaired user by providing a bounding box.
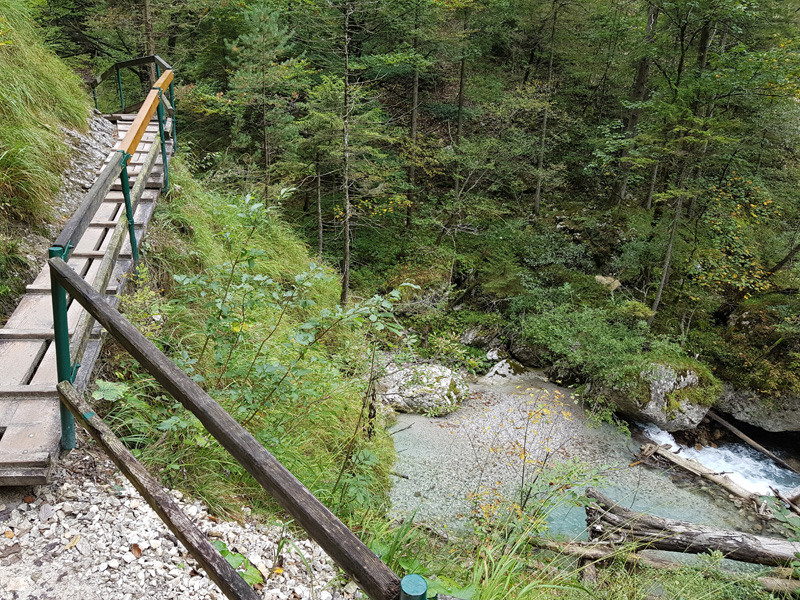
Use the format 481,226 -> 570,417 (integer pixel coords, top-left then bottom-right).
388,368 -> 800,541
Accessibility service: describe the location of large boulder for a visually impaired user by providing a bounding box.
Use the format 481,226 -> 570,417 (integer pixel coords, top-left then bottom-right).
508,337 -> 547,368
377,364 -> 469,416
459,326 -> 501,349
716,387 -> 800,432
609,364 -> 710,431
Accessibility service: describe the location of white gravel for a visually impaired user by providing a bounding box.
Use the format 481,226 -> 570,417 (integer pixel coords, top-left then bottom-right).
0,437 -> 361,600
388,371 -> 583,532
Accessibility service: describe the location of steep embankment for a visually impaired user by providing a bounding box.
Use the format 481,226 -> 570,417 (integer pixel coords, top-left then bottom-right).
97,158 -> 395,521
0,0 -> 91,316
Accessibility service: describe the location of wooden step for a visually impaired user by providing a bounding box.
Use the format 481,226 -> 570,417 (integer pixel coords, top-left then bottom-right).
0,396 -> 60,485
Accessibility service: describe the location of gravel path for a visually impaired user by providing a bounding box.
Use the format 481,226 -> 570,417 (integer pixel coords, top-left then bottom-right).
0,435 -> 360,600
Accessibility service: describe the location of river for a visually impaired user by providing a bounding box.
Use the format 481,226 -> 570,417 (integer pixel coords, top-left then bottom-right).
388,367 -> 800,542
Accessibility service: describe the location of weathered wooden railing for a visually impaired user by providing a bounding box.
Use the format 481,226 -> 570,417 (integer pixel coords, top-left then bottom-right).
91,54 -> 177,146
50,63 -> 174,450
47,258 -> 420,600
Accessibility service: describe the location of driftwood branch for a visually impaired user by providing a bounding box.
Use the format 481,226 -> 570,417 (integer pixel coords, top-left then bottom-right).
640,443 -> 760,507
530,538 -> 800,594
585,488 -> 800,567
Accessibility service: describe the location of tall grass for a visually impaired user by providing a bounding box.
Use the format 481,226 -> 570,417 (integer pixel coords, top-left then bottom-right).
0,0 -> 89,222
99,158 -> 393,520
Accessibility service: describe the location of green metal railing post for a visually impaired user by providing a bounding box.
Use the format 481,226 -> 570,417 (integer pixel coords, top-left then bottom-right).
169,82 -> 177,147
116,67 -> 125,112
117,151 -> 140,264
154,88 -> 170,193
48,246 -> 77,450
400,575 -> 427,600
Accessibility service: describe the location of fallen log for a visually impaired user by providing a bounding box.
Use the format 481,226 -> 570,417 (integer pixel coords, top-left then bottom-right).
706,410 -> 799,475
585,487 -> 800,567
772,486 -> 800,518
640,443 -> 761,509
530,538 -> 800,595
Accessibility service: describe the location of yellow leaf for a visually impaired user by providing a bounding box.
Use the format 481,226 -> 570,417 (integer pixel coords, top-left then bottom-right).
65,534 -> 81,549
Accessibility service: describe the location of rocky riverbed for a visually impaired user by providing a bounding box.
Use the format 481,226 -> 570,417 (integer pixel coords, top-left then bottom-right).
0,434 -> 361,600
388,367 -> 799,539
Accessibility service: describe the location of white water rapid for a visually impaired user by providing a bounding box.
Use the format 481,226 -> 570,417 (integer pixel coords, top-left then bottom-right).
639,423 -> 800,496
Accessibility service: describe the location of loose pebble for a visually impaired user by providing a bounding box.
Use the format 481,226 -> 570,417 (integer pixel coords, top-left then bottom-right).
0,442 -> 355,599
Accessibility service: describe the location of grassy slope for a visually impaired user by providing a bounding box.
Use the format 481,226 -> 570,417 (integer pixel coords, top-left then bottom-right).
0,0 -> 89,221
0,0 -> 89,315
102,158 -> 393,520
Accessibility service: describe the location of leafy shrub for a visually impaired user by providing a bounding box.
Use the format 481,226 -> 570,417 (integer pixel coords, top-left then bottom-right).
519,303 -> 720,406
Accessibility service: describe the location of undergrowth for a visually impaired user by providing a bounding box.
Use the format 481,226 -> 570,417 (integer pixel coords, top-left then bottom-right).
514,299 -> 722,409
0,0 -> 88,223
98,158 -> 397,523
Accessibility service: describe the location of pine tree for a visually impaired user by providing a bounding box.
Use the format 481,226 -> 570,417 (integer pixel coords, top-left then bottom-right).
228,2 -> 308,201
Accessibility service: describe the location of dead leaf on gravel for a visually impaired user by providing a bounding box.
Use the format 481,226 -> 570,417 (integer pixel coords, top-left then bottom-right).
65,534 -> 81,549
4,531 -> 14,539
131,543 -> 142,558
39,503 -> 54,521
23,496 -> 35,504
0,543 -> 21,558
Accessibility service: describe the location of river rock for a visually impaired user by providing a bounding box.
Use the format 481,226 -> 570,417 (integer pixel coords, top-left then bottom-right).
508,337 -> 547,367
478,359 -> 527,384
715,386 -> 800,432
377,364 -> 468,416
459,326 -> 500,349
609,364 -> 709,431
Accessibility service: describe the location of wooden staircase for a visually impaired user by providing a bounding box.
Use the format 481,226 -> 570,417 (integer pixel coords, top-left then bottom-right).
0,113 -> 173,485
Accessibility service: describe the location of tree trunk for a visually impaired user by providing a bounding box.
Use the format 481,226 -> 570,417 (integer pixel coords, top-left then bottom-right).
340,3 -> 353,306
143,0 -> 156,85
533,1 -> 557,218
521,40 -> 539,85
530,537 -> 800,594
585,488 -> 800,567
649,196 -> 682,323
645,163 -> 659,210
406,3 -> 420,230
766,240 -> 800,278
316,156 -> 323,262
613,4 -> 658,204
455,11 -> 468,147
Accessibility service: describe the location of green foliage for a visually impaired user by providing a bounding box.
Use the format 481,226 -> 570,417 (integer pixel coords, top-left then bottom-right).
0,233 -> 29,315
103,159 -> 398,520
211,540 -> 264,586
226,2 -> 310,197
0,0 -> 88,222
518,303 -> 721,407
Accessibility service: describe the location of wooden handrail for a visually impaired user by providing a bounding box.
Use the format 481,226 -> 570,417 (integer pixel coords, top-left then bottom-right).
94,54 -> 174,87
117,69 -> 173,162
53,160 -> 121,249
48,255 -> 402,600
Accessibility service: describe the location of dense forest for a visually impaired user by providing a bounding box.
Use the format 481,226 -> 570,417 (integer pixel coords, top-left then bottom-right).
29,0 -> 800,410
3,0 -> 800,597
